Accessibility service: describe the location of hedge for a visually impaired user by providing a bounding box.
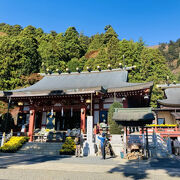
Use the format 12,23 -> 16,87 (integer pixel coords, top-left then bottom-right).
0,136 -> 29,153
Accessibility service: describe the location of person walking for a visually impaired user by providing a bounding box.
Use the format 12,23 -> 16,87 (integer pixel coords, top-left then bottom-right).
98,133 -> 106,159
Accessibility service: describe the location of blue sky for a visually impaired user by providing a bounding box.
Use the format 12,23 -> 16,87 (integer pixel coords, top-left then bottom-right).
0,0 -> 180,45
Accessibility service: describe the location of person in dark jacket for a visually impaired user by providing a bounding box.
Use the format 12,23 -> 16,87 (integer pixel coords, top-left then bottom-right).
98,133 -> 106,159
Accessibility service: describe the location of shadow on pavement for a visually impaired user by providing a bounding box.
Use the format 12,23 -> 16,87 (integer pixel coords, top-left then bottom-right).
0,153 -> 72,168
108,157 -> 180,180
108,159 -> 147,180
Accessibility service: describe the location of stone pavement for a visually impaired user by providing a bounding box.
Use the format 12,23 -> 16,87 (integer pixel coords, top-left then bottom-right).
0,153 -> 180,180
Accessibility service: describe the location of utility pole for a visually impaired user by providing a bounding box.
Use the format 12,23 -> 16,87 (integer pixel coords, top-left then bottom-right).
123,55 -> 126,70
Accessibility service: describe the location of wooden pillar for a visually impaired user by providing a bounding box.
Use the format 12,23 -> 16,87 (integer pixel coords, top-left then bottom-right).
81,107 -> 86,133
123,126 -> 127,157
142,126 -> 145,155
28,109 -> 35,142
146,127 -> 149,158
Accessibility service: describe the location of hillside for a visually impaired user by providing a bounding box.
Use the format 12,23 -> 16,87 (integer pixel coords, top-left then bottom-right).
0,32 -> 7,36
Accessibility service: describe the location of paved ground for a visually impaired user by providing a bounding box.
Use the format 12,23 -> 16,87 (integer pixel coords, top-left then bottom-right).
0,153 -> 180,180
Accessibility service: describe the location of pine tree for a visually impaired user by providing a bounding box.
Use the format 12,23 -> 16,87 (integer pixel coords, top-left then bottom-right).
104,26 -> 118,44
106,36 -> 120,68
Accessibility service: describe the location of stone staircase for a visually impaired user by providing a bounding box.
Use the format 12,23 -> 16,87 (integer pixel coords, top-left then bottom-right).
17,142 -> 63,155
148,133 -> 172,158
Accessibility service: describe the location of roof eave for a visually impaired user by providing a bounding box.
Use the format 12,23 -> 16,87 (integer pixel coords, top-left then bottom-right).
107,81 -> 153,93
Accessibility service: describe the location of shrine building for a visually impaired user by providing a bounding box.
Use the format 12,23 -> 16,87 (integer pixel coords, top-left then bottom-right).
0,68 -> 153,141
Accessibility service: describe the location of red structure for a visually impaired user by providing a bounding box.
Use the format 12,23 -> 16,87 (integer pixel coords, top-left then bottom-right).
0,68 -> 153,141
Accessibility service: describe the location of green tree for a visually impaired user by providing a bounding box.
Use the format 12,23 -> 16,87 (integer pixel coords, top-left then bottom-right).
88,33 -> 105,52
104,26 -> 118,44
79,56 -> 88,70
92,48 -> 109,70
0,113 -> 14,133
79,33 -> 90,53
19,25 -> 37,38
83,58 -> 95,71
67,58 -> 80,72
130,48 -> 175,107
106,36 -> 120,68
108,102 -> 123,134
63,27 -> 84,61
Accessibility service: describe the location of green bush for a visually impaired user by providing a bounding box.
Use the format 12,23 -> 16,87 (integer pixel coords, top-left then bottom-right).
108,102 -> 123,134
60,137 -> 76,155
0,136 -> 29,153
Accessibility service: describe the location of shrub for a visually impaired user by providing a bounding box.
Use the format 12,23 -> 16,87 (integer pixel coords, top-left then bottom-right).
0,136 -> 29,153
60,137 -> 76,155
108,102 -> 123,134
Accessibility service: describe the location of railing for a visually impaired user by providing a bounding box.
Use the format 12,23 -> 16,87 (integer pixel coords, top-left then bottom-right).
147,127 -> 180,137
0,131 -> 13,147
126,133 -> 172,157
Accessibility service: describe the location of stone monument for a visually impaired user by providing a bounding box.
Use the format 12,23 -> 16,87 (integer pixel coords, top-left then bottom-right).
83,116 -> 95,156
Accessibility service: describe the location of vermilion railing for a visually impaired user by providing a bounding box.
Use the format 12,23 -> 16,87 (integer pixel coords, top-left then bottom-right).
147,127 -> 180,137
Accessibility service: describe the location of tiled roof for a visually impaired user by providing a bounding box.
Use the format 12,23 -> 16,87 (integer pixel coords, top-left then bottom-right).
158,88 -> 180,106
0,69 -> 153,97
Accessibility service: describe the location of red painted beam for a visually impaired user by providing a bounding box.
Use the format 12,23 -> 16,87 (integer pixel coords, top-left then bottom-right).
81,108 -> 86,133
28,109 -> 35,142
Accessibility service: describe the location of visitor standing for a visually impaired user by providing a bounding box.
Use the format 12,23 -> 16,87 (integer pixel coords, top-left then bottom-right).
75,135 -> 81,157
98,133 -> 106,159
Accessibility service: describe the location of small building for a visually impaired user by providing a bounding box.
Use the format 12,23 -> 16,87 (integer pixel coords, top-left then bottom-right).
0,68 -> 153,141
153,84 -> 180,138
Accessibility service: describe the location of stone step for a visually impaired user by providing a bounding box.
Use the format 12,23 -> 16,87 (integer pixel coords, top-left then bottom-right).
17,142 -> 63,156
25,142 -> 62,146
20,148 -> 62,151
20,145 -> 62,148
18,150 -> 59,155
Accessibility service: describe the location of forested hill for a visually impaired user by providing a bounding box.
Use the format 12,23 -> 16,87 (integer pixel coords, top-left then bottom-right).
0,23 -> 175,107
158,39 -> 180,79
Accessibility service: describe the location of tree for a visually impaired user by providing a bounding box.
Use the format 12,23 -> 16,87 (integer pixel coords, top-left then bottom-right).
79,33 -> 90,53
0,113 -> 15,133
63,27 -> 84,61
67,58 -> 80,72
79,56 -> 88,70
130,48 -> 175,107
83,58 -> 95,71
106,36 -> 120,68
104,25 -> 112,31
19,25 -> 37,38
0,36 -> 41,90
108,102 -> 123,134
92,48 -> 109,70
88,33 -> 105,52
104,26 -> 118,44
